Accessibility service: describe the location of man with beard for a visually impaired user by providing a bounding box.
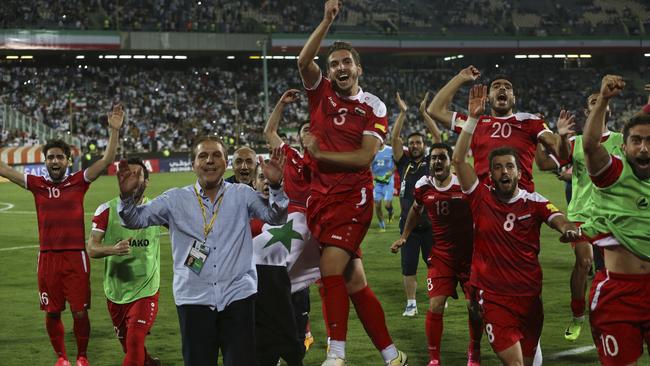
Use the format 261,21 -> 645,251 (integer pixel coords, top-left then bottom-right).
390,92 -> 441,317
453,85 -> 579,366
428,66 -> 564,191
390,142 -> 482,366
297,1 -> 407,365
264,89 -> 321,352
0,104 -> 124,366
577,75 -> 650,366
225,146 -> 257,186
87,158 -> 161,366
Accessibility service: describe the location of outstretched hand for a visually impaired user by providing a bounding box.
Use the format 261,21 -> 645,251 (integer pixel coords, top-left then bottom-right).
419,92 -> 430,115
468,84 -> 487,118
559,225 -> 582,243
108,103 -> 124,130
556,109 -> 576,138
259,147 -> 286,186
396,92 -> 408,113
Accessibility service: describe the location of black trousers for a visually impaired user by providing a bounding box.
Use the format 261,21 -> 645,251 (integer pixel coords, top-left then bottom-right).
291,286 -> 311,344
256,265 -> 305,366
177,295 -> 256,366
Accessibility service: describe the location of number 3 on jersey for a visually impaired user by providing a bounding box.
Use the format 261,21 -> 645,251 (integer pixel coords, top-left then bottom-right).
334,108 -> 348,125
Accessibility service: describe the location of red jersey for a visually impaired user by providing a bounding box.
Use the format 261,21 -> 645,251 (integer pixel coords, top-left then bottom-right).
465,180 -> 562,296
305,75 -> 388,195
26,170 -> 91,251
413,174 -> 473,269
451,112 -> 552,191
281,143 -> 310,214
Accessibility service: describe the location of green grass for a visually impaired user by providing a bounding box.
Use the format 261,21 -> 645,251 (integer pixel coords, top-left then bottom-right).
0,169 -> 642,365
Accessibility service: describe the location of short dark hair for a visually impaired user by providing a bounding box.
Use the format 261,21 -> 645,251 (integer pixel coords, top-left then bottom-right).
489,74 -> 514,89
623,115 -> 650,142
429,142 -> 453,161
126,157 -> 149,180
298,120 -> 310,134
406,132 -> 425,142
488,146 -> 520,170
327,41 -> 361,66
191,136 -> 228,161
43,139 -> 71,159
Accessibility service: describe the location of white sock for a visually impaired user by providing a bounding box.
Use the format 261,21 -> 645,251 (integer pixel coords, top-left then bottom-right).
533,341 -> 542,366
329,340 -> 346,359
305,331 -> 312,338
407,299 -> 416,307
381,344 -> 398,362
573,315 -> 585,322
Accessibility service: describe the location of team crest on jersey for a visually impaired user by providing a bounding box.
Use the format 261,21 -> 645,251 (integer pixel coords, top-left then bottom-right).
328,96 -> 337,108
636,196 -> 649,210
354,107 -> 366,116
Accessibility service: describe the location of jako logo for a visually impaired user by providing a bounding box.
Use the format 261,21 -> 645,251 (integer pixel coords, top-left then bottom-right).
130,239 -> 150,247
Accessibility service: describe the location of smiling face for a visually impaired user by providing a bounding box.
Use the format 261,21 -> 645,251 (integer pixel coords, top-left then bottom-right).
490,154 -> 521,198
232,148 -> 257,185
44,147 -> 70,182
327,49 -> 362,96
488,79 -> 516,116
192,140 -> 227,189
429,148 -> 452,183
623,124 -> 650,180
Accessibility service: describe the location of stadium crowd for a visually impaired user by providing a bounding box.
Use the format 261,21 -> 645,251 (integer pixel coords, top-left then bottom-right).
1,0 -> 649,36
1,61 -> 646,153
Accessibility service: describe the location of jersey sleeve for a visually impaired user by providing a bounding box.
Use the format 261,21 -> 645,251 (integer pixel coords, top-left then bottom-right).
450,112 -> 467,134
531,194 -> 563,224
363,103 -> 388,144
529,117 -> 553,141
590,154 -> 623,188
305,73 -> 328,106
413,176 -> 429,205
92,203 -> 111,232
25,174 -> 39,192
463,179 -> 485,213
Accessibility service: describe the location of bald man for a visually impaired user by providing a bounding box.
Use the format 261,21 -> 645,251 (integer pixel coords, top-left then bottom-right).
226,147 -> 257,186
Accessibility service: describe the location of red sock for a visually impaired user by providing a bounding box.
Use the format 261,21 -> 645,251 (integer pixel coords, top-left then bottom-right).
350,286 -> 393,351
73,312 -> 90,357
426,311 -> 443,361
46,315 -> 67,358
321,275 -> 349,341
467,313 -> 482,360
571,298 -> 585,318
123,325 -> 147,366
318,283 -> 331,337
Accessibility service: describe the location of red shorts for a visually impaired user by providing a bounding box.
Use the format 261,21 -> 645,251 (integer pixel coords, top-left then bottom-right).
589,270 -> 650,366
306,187 -> 373,258
107,292 -> 160,339
477,289 -> 543,357
427,256 -> 471,300
37,250 -> 91,312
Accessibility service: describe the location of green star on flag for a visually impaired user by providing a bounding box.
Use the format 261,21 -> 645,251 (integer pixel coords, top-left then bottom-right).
263,220 -> 303,252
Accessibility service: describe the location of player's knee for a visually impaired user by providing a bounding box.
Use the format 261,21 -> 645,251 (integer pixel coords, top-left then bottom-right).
72,310 -> 88,319
46,312 -> 61,319
429,298 -> 446,313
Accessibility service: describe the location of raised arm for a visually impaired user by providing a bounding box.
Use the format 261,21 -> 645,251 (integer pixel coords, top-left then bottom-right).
248,148 -> 289,225
264,89 -> 300,149
420,92 -> 441,143
584,75 -> 625,175
390,202 -> 423,253
304,134 -> 381,170
452,85 -> 485,192
556,109 -> 576,162
391,92 -> 408,162
85,104 -> 124,182
0,160 -> 26,188
297,0 -> 340,89
427,66 -> 481,129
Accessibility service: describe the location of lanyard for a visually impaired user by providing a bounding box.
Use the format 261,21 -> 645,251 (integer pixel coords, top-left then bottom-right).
193,185 -> 227,241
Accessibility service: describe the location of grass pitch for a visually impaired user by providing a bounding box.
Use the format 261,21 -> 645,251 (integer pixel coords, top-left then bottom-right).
0,169 -> 637,365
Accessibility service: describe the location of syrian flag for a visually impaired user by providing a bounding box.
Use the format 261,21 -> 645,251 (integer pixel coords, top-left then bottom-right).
253,211 -> 321,293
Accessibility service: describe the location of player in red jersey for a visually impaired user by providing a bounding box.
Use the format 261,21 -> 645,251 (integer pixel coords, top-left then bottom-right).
452,85 -> 579,366
0,104 -> 124,366
297,1 -> 406,365
390,142 -> 482,366
428,66 -> 566,192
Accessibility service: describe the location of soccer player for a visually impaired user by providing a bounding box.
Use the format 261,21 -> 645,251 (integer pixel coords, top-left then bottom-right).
0,104 -> 124,366
371,142 -> 395,231
561,94 -> 623,342
390,142 -> 482,366
297,1 -> 406,364
453,84 -> 579,366
578,75 -> 650,366
225,146 -> 257,186
427,66 -> 563,191
87,158 -> 161,366
264,89 -> 321,351
391,92 -> 441,317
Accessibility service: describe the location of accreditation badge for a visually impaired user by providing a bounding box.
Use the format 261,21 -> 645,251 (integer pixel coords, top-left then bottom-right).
184,240 -> 211,275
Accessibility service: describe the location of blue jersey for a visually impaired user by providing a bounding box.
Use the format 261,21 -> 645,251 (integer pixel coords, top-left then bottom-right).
372,145 -> 394,184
